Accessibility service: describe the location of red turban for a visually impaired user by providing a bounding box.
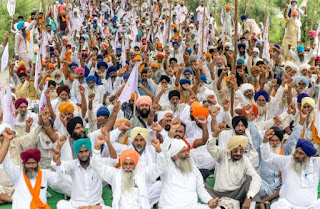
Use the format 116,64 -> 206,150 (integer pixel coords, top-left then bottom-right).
309,30 -> 317,37
20,149 -> 41,164
120,149 -> 139,166
15,98 -> 28,109
192,106 -> 209,118
17,66 -> 26,76
242,104 -> 259,118
316,56 -> 320,62
56,85 -> 70,95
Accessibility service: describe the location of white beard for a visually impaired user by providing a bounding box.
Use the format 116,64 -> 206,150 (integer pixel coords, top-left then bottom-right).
121,170 -> 135,192
197,85 -> 205,93
88,87 -> 96,95
252,76 -> 260,86
291,153 -> 310,174
279,97 -> 288,108
16,112 -> 28,122
174,157 -> 194,173
270,144 -> 281,154
182,90 -> 190,98
256,103 -> 269,116
170,103 -> 178,112
246,97 -> 255,103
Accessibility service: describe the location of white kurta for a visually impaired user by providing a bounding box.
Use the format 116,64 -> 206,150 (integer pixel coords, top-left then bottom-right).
261,142 -> 320,208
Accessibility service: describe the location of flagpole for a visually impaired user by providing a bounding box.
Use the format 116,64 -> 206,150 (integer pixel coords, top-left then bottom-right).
233,0 -> 238,69
264,0 -> 269,26
201,0 -> 206,56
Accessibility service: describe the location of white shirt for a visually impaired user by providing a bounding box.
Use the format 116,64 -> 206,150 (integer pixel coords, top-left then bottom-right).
261,142 -> 320,207
206,139 -> 261,197
159,159 -> 212,209
120,187 -> 140,209
58,158 -> 117,207
2,153 -> 61,209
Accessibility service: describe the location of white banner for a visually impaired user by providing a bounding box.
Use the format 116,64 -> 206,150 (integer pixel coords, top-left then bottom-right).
262,16 -> 270,62
7,0 -> 16,16
118,63 -> 139,104
1,43 -> 9,73
3,82 -> 16,129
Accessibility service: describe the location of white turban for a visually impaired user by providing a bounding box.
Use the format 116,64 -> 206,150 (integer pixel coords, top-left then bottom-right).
203,89 -> 216,101
240,83 -> 254,94
285,61 -> 298,72
299,63 -> 310,72
253,47 -> 260,54
157,110 -> 173,123
225,42 -> 232,47
169,139 -> 187,157
0,123 -> 11,135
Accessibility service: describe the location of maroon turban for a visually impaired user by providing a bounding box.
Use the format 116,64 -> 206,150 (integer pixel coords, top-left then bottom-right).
15,98 -> 28,109
56,85 -> 70,95
20,149 -> 41,164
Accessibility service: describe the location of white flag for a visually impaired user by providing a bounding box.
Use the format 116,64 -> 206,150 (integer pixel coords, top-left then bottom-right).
34,51 -> 41,90
221,17 -> 226,43
118,63 -> 139,104
3,82 -> 16,129
1,43 -> 9,73
7,0 -> 16,16
262,16 -> 270,62
39,82 -> 48,112
316,20 -> 320,36
121,38 -> 127,67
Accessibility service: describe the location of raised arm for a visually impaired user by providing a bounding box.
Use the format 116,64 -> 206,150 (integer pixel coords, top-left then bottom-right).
193,117 -> 209,148
0,128 -> 15,163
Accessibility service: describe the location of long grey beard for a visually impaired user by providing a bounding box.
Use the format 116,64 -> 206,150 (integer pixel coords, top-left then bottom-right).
17,112 -> 27,122
25,168 -> 38,179
174,157 -> 194,173
252,76 -> 259,86
197,85 -> 205,93
88,87 -> 96,95
279,98 -> 288,108
270,144 -> 281,154
256,103 -> 269,116
246,97 -> 255,103
121,170 -> 135,192
291,153 -> 310,174
170,103 -> 178,112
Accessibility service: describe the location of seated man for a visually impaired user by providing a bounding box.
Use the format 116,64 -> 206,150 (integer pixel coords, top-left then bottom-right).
206,135 -> 262,209
159,139 -> 219,209
92,136 -> 166,209
261,130 -> 320,209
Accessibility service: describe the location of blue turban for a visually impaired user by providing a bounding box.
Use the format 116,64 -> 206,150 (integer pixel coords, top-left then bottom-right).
172,41 -> 179,46
296,139 -> 317,157
123,73 -> 130,80
116,47 -> 122,51
97,37 -> 103,41
93,19 -> 97,24
274,44 -> 280,49
82,53 -> 88,58
17,21 -> 25,30
241,15 -> 248,20
297,93 -> 309,103
97,107 -> 110,118
255,40 -> 262,46
200,75 -> 207,83
296,76 -> 309,86
179,79 -> 191,85
276,77 -> 282,85
186,48 -> 192,54
68,62 -> 78,68
254,90 -> 269,102
236,58 -> 245,64
86,75 -> 96,84
112,16 -> 118,22
183,68 -> 193,75
107,66 -> 117,75
97,55 -> 104,60
97,61 -> 108,69
297,46 -> 305,53
238,43 -> 246,50
240,36 -> 246,40
73,138 -> 92,155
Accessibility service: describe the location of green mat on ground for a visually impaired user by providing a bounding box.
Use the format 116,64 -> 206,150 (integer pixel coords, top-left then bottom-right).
1,180 -> 320,209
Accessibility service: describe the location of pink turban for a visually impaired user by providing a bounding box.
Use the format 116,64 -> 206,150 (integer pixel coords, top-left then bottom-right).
136,96 -> 152,106
74,67 -> 85,74
20,149 -> 41,164
308,30 -> 317,37
15,98 -> 28,109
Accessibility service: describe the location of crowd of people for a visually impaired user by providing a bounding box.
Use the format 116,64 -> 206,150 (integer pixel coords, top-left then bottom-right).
0,0 -> 320,208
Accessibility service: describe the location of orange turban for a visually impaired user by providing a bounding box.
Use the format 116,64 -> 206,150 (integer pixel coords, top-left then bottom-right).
48,63 -> 55,69
205,53 -> 212,58
45,77 -> 52,83
120,149 -> 139,166
58,102 -> 74,114
114,118 -> 130,129
134,55 -> 142,61
157,42 -> 163,48
156,53 -> 165,59
250,66 -> 260,73
226,5 -> 231,10
291,10 -> 299,17
151,62 -> 160,68
18,61 -> 26,67
242,104 -> 259,118
225,75 -> 231,82
130,93 -> 137,100
141,45 -> 146,51
192,106 -> 209,118
173,24 -> 178,28
191,101 -> 201,110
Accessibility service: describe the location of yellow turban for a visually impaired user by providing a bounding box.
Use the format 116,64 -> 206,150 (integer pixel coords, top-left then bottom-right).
114,118 -> 130,129
250,66 -> 260,73
134,55 -> 142,61
151,62 -> 160,68
18,61 -> 26,67
58,102 -> 74,114
301,97 -> 315,109
130,127 -> 150,141
45,77 -> 52,83
227,135 -> 249,151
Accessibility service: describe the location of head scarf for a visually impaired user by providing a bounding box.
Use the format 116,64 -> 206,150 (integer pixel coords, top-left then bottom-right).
15,98 -> 28,109
20,149 -> 41,164
203,89 -> 216,100
130,127 -> 149,141
97,62 -> 108,69
66,116 -> 83,135
232,116 -> 248,129
119,149 -> 139,165
227,135 -> 249,151
296,139 -> 317,157
236,58 -> 245,64
74,67 -> 85,74
73,138 -> 92,155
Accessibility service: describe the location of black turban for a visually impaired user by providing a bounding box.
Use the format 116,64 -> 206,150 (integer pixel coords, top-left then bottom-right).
67,116 -> 83,135
270,127 -> 284,141
48,80 -> 56,87
169,57 -> 177,64
168,90 -> 180,100
232,116 -> 248,129
56,85 -> 70,95
160,75 -> 170,83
